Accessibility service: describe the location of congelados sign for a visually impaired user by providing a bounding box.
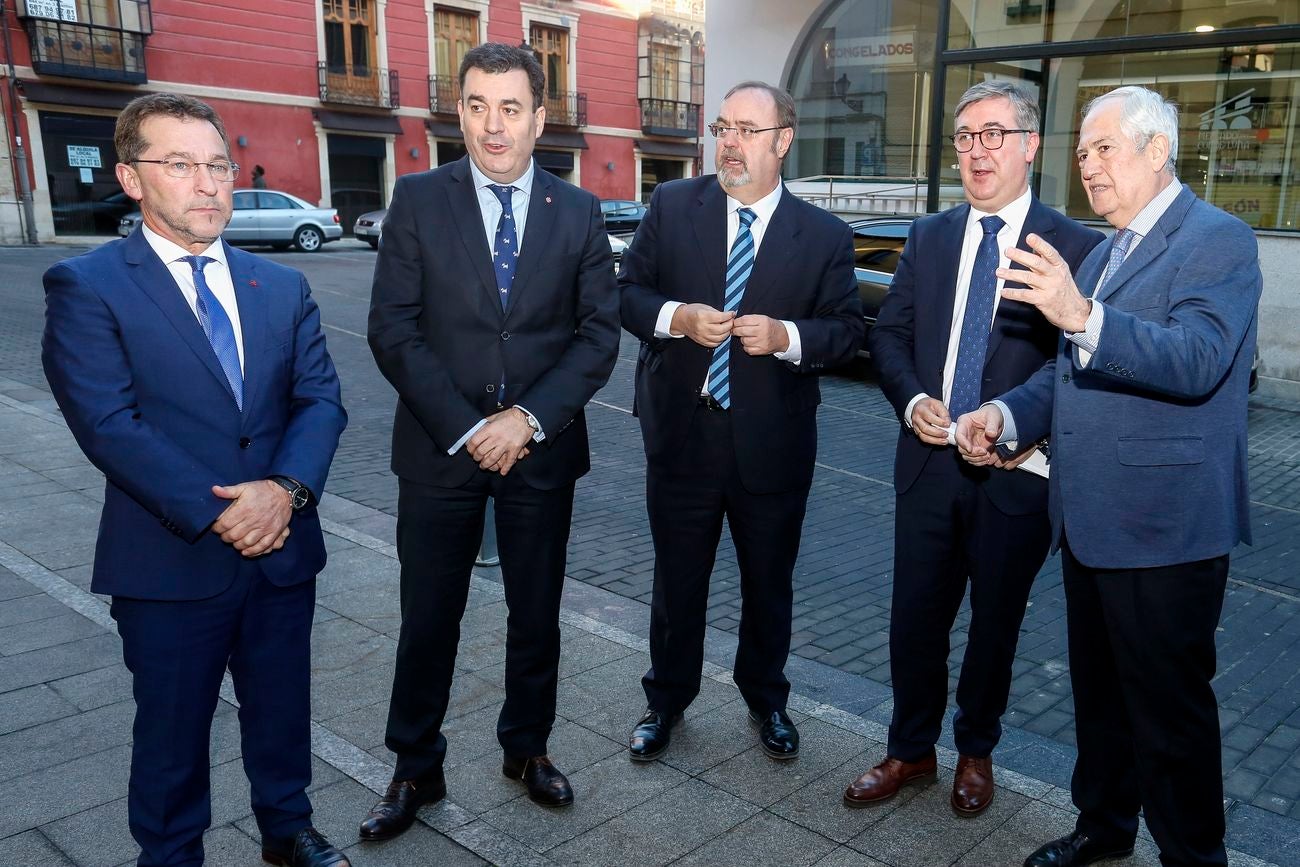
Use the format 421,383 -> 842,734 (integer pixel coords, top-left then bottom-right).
826,34 -> 916,67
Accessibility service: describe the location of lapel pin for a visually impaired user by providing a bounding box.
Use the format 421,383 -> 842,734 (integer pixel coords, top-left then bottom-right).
248,279 -> 258,287
545,196 -> 552,204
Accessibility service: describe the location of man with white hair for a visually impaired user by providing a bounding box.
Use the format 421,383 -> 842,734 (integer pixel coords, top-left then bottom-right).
955,86 -> 1260,866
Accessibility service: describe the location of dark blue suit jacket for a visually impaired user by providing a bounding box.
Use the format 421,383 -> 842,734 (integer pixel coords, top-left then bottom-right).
869,197 -> 1104,515
1001,185 -> 1261,568
620,176 -> 863,494
42,230 -> 347,600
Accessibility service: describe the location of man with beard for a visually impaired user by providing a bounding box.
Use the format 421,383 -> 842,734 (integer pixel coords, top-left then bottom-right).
619,81 -> 862,762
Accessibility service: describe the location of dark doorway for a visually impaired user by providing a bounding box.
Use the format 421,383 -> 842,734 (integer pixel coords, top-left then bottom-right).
327,134 -> 384,235
40,112 -> 129,236
640,157 -> 686,202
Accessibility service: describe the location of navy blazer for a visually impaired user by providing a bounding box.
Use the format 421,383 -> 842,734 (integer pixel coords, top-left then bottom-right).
41,230 -> 347,601
368,157 -> 620,491
620,175 -> 863,494
869,197 -> 1104,515
1001,185 -> 1261,568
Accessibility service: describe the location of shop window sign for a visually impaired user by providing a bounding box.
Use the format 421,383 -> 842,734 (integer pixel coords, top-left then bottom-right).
67,146 -> 102,169
25,0 -> 78,22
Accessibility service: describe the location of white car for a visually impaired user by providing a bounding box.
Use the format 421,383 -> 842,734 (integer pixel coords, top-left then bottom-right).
354,208 -> 386,248
119,189 -> 343,252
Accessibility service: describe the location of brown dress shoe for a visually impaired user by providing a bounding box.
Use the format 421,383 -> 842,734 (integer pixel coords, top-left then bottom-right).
843,751 -> 937,807
358,774 -> 446,841
951,754 -> 995,815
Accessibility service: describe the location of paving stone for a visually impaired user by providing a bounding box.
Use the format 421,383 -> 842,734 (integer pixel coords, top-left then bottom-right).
0,699 -> 134,782
443,748 -> 534,815
812,847 -> 890,867
0,681 -> 78,735
0,742 -> 132,838
46,662 -> 133,712
341,820 -> 488,866
41,796 -> 134,867
700,718 -> 871,808
0,610 -> 105,656
0,633 -> 120,694
673,810 -> 839,867
197,824 -> 266,867
0,828 -> 74,865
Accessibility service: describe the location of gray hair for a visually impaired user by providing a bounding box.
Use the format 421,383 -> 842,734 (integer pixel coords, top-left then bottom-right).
722,80 -> 798,136
1083,86 -> 1179,176
954,81 -> 1040,134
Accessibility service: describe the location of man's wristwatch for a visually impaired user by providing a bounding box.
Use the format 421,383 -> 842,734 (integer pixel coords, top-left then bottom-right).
270,476 -> 310,511
515,407 -> 541,435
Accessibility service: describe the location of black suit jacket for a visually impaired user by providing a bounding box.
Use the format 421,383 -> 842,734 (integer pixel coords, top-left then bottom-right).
868,197 -> 1103,515
368,157 -> 620,490
620,176 -> 863,495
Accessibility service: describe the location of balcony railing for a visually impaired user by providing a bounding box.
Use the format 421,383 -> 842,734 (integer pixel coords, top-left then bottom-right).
319,63 -> 399,110
543,90 -> 587,128
428,74 -> 459,115
22,17 -> 148,83
640,98 -> 700,138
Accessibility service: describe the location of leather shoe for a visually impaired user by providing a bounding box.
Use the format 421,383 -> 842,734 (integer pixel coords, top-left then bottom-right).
1023,831 -> 1135,866
261,827 -> 350,867
629,708 -> 682,761
843,750 -> 937,806
502,754 -> 574,807
951,753 -> 995,815
748,709 -> 799,760
358,772 -> 446,841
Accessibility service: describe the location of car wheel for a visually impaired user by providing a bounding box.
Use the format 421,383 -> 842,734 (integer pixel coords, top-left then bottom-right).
366,238 -> 379,249
294,226 -> 324,252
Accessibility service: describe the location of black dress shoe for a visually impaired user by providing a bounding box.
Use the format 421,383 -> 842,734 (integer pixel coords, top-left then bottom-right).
628,708 -> 682,762
749,709 -> 800,760
358,772 -> 447,841
261,827 -> 351,867
1024,831 -> 1135,866
502,754 -> 574,807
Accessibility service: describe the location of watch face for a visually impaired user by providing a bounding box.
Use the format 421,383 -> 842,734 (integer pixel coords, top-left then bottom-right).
291,487 -> 309,510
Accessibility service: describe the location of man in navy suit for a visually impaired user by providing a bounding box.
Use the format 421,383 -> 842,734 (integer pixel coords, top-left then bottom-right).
848,82 -> 1102,815
41,94 -> 348,867
957,86 -> 1261,866
620,82 -> 862,762
361,43 -> 619,838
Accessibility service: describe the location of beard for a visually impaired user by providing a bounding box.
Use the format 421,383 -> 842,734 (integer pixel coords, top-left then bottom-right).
716,148 -> 750,188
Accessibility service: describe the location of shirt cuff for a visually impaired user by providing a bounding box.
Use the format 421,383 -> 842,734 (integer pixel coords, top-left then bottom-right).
512,404 -> 546,442
903,393 -> 928,429
986,399 -> 1018,446
772,320 -> 801,362
654,301 -> 686,339
1066,299 -> 1105,361
449,419 -> 487,455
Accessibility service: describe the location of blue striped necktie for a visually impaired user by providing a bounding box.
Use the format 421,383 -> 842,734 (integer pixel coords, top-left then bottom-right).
490,184 -> 517,310
948,215 -> 1004,419
182,255 -> 243,411
1094,228 -> 1135,296
707,207 -> 756,409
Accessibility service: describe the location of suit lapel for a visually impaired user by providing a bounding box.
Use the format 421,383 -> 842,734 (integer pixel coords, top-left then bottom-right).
690,182 -> 728,306
1095,184 -> 1193,304
448,157 -> 502,313
227,243 -> 266,415
739,188 -> 801,310
987,197 -> 1053,362
123,229 -> 238,405
930,205 -> 969,359
506,168 -> 557,321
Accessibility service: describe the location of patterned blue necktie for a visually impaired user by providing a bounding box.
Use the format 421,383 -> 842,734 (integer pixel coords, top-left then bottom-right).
1094,228 -> 1135,296
490,184 -> 517,310
948,214 -> 1005,419
182,255 -> 243,411
706,208 -> 757,409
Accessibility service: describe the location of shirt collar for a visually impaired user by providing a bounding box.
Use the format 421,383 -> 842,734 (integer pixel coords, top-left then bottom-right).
965,187 -> 1032,234
142,222 -> 228,270
1122,178 -> 1181,241
725,180 -> 784,226
468,157 -> 535,197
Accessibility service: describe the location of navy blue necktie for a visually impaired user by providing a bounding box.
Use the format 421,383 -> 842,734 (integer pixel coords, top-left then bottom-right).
707,208 -> 757,409
490,184 -> 517,310
182,255 -> 243,411
948,215 -> 1005,419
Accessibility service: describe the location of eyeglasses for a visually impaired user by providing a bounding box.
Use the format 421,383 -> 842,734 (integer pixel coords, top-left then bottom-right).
950,129 -> 1033,153
131,158 -> 240,182
708,123 -> 789,141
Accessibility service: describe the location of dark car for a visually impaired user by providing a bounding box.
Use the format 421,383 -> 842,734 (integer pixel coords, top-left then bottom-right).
849,215 -> 916,356
52,190 -> 136,235
600,199 -> 647,236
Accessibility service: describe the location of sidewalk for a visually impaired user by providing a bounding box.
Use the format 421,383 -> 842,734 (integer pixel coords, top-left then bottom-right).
0,384 -> 1288,866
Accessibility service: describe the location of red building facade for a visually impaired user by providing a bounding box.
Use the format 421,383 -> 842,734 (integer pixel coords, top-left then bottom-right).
0,0 -> 704,242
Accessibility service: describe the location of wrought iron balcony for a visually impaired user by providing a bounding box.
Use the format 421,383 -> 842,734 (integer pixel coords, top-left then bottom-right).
318,62 -> 399,110
428,74 -> 459,116
640,98 -> 701,138
543,91 -> 587,128
20,15 -> 148,84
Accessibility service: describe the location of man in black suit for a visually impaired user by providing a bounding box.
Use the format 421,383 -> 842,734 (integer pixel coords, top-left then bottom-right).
845,82 -> 1102,814
361,43 -> 619,839
620,81 -> 863,762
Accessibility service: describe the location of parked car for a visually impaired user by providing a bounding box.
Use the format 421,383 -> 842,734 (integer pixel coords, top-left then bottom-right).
608,233 -> 627,269
600,199 -> 647,236
353,208 -> 386,248
53,190 -> 136,235
118,189 -> 343,252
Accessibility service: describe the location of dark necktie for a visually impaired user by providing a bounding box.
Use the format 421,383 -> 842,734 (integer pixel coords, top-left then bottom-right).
948,214 -> 1005,419
490,184 -> 517,310
706,208 -> 757,409
1094,228 -> 1135,296
182,255 -> 243,411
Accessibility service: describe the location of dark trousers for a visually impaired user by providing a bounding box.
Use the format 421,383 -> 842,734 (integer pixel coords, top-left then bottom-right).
111,563 -> 315,867
1062,535 -> 1228,867
385,472 -> 575,780
887,450 -> 1050,761
642,405 -> 808,716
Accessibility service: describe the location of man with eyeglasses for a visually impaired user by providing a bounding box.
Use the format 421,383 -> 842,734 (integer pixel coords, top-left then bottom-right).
847,82 -> 1102,815
620,81 -> 862,762
41,93 -> 348,867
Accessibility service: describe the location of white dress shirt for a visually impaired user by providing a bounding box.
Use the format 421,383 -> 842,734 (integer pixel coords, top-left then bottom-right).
142,223 -> 245,373
653,181 -> 802,393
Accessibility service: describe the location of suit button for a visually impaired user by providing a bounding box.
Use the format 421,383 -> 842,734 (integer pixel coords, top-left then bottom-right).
486,384 -> 495,393
501,331 -> 510,340
239,437 -> 252,449
1062,374 -> 1070,383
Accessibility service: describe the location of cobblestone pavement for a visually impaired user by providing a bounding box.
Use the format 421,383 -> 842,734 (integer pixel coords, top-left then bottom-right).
1,242 -> 1297,864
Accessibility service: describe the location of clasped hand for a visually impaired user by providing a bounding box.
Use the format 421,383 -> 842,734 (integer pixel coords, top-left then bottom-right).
670,303 -> 789,355
468,409 -> 532,476
210,480 -> 292,558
